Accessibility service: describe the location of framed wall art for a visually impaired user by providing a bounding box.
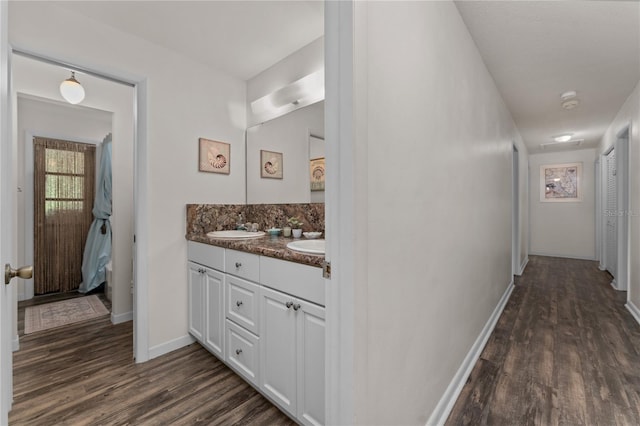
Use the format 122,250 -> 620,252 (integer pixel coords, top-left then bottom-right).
260,150 -> 283,179
199,138 -> 230,174
310,157 -> 325,191
540,162 -> 582,202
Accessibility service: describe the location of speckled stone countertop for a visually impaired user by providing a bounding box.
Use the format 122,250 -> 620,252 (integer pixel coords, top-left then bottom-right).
186,233 -> 324,268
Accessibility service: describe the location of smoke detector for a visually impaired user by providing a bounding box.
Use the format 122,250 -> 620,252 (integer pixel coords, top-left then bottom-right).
560,90 -> 580,110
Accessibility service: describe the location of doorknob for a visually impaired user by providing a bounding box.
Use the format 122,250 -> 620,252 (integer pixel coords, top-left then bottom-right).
5,264 -> 33,285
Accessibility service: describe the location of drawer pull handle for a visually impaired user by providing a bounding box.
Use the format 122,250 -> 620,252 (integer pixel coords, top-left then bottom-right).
235,262 -> 242,268
285,301 -> 293,309
236,300 -> 243,307
235,349 -> 242,355
293,303 -> 301,311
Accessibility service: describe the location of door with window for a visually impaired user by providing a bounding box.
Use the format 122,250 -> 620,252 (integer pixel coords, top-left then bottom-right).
33,137 -> 95,294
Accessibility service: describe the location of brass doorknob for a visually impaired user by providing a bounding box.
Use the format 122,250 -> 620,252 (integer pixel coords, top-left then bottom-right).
5,264 -> 33,285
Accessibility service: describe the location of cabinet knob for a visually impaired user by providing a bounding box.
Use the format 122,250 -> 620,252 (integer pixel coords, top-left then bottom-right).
199,268 -> 205,273
285,301 -> 293,309
235,262 -> 242,268
235,349 -> 242,355
293,303 -> 301,311
236,300 -> 243,307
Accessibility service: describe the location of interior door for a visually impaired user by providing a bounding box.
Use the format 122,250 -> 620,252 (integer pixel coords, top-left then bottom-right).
1,1 -> 13,422
606,148 -> 617,278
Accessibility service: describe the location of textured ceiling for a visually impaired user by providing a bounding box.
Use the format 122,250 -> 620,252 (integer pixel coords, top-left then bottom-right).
55,0 -> 324,81
456,1 -> 640,153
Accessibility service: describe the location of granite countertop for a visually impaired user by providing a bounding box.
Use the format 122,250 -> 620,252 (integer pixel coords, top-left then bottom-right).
186,233 -> 324,268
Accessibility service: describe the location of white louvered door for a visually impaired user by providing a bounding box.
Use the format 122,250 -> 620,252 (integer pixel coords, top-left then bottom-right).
606,149 -> 617,278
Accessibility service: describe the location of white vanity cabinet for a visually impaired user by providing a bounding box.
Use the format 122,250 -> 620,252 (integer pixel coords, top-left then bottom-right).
186,240 -> 325,425
260,257 -> 326,426
188,261 -> 225,359
187,243 -> 225,359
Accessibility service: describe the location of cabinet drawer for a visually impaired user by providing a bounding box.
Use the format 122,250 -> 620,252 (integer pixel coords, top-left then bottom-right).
225,249 -> 260,282
260,256 -> 324,306
226,276 -> 260,334
188,241 -> 224,271
226,319 -> 259,386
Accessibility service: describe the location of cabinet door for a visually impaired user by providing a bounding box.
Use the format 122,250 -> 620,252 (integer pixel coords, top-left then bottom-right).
260,286 -> 297,416
187,262 -> 204,342
204,267 -> 225,358
296,300 -> 325,426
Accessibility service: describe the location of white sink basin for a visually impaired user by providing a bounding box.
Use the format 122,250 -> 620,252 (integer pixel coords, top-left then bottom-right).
287,239 -> 325,255
207,230 -> 266,239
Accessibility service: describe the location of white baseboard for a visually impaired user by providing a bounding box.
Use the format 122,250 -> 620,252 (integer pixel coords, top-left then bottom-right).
12,334 -> 19,352
517,257 -> 529,276
610,279 -> 621,291
426,279 -> 514,426
626,300 -> 640,325
111,310 -> 133,325
599,264 -> 606,271
529,251 -> 596,261
148,334 -> 196,360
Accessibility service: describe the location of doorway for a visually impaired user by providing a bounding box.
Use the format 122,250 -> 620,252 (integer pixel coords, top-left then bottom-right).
601,125 -> 630,291
9,50 -> 148,362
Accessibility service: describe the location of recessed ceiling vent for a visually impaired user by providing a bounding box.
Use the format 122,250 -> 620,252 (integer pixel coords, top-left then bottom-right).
540,139 -> 584,149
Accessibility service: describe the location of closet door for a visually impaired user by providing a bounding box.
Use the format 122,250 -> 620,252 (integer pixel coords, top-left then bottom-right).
606,148 -> 617,278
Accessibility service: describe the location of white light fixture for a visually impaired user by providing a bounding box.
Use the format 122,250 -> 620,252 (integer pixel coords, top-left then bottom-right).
554,134 -> 573,143
59,71 -> 85,104
560,90 -> 579,110
250,69 -> 325,121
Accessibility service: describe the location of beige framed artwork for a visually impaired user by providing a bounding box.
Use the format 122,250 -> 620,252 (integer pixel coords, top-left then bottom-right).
199,138 -> 230,174
260,150 -> 283,179
310,157 -> 325,191
540,162 -> 582,202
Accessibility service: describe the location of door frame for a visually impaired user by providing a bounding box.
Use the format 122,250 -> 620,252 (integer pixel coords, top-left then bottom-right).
1,1 -> 13,422
512,145 -> 520,276
7,46 -> 151,360
615,125 -> 631,292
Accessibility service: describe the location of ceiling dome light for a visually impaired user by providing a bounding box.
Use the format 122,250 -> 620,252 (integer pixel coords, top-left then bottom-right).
554,134 -> 573,143
562,99 -> 580,110
560,90 -> 577,101
59,71 -> 85,104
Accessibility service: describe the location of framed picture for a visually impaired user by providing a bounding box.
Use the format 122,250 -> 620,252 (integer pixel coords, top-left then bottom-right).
260,150 -> 283,179
199,138 -> 230,174
540,162 -> 582,202
310,157 -> 325,191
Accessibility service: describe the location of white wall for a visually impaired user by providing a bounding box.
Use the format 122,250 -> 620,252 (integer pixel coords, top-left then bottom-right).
344,2 -> 528,424
9,2 -> 246,355
246,101 -> 323,204
15,95 -> 112,302
597,82 -> 640,313
529,149 -> 596,259
247,37 -> 323,127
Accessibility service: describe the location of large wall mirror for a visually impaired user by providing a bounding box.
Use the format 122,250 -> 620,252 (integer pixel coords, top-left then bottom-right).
246,101 -> 324,204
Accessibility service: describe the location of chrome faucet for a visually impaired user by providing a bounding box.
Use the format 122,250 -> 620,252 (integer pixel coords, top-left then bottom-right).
236,213 -> 247,230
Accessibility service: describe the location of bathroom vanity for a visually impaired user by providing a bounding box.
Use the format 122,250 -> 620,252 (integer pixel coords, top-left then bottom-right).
186,236 -> 325,426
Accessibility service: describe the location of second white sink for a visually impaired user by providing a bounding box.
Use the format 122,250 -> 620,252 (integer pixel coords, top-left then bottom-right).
207,230 -> 266,239
287,239 -> 325,255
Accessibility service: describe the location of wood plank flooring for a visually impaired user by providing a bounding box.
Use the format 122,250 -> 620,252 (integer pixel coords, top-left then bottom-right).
446,255 -> 640,425
10,292 -> 295,425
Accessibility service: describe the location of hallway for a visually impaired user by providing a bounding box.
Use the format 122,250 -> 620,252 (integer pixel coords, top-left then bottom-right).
447,256 -> 640,425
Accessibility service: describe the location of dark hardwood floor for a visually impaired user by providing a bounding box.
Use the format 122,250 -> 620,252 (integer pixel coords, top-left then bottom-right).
10,292 -> 295,425
447,255 -> 640,425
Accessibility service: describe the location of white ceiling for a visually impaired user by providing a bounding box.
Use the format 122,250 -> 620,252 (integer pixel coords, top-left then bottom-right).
51,1 -> 639,154
455,1 -> 640,153
55,0 -> 324,81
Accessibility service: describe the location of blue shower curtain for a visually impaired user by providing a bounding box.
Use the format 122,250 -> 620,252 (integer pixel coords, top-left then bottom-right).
79,134 -> 112,293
